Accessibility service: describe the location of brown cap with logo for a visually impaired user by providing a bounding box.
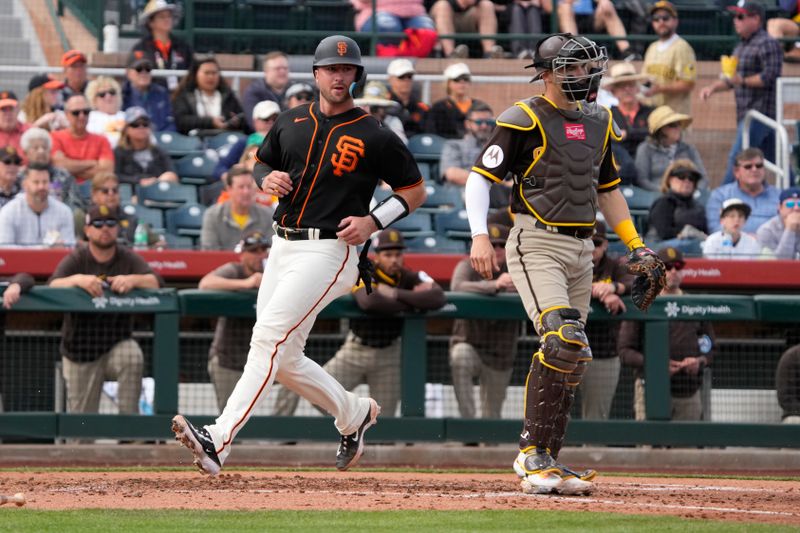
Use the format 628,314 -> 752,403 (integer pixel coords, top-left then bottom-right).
85,204 -> 119,225
487,223 -> 509,245
374,228 -> 405,251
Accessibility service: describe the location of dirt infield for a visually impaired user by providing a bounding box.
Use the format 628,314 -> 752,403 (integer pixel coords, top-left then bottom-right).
1,470 -> 799,526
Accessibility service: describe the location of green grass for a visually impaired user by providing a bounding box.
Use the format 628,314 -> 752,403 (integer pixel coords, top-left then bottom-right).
0,509 -> 793,533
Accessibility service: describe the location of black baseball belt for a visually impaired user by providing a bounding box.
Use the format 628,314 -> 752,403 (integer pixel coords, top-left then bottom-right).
273,223 -> 338,241
533,219 -> 594,240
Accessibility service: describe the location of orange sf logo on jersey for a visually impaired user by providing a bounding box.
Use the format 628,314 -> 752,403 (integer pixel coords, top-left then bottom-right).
331,135 -> 365,176
337,41 -> 348,56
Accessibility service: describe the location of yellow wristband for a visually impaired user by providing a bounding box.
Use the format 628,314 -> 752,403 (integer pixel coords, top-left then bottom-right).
613,219 -> 644,251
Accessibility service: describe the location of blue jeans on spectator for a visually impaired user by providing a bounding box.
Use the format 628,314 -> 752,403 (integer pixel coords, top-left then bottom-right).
359,13 -> 436,33
722,118 -> 776,184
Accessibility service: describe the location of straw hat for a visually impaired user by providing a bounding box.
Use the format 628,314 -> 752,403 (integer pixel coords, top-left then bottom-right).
647,105 -> 692,135
601,62 -> 651,88
139,0 -> 182,26
354,81 -> 400,109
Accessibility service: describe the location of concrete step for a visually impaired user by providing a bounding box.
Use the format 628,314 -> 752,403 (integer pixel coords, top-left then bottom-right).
0,38 -> 30,62
0,16 -> 23,38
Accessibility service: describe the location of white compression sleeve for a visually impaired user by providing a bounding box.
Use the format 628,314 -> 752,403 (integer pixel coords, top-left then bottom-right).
465,171 -> 492,237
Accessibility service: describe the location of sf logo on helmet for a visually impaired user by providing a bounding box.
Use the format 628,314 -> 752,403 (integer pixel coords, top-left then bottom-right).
337,41 -> 348,56
331,135 -> 365,176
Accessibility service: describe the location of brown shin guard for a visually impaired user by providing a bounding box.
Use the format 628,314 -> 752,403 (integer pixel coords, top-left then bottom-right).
518,352 -> 569,451
551,356 -> 590,460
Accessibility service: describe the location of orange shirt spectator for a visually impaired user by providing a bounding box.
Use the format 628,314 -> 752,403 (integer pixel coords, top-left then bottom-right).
51,95 -> 114,183
0,90 -> 30,163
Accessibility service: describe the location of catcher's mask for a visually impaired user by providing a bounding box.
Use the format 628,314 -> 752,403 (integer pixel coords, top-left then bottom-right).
527,33 -> 608,103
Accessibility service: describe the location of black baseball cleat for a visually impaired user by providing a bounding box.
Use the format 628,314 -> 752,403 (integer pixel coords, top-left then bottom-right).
171,415 -> 222,476
336,398 -> 380,471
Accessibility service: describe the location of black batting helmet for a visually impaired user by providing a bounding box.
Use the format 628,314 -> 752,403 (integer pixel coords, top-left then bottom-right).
313,35 -> 366,97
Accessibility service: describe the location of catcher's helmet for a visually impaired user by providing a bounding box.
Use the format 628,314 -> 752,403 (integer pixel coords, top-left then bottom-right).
312,35 -> 366,97
527,33 -> 607,103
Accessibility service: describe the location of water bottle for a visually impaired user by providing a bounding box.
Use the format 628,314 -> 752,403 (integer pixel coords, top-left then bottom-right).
721,232 -> 733,256
134,223 -> 148,250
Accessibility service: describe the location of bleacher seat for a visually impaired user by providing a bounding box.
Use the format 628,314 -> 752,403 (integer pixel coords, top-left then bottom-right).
122,204 -> 164,230
419,183 -> 464,213
206,131 -> 247,151
155,131 -> 203,158
371,187 -> 393,206
417,161 -> 432,182
620,185 -> 658,235
405,235 -> 468,254
165,203 -> 207,240
434,209 -> 472,241
389,212 -> 435,238
137,181 -> 198,209
163,233 -> 195,250
408,133 -> 447,182
199,180 -> 225,206
119,183 -> 133,205
174,152 -> 219,185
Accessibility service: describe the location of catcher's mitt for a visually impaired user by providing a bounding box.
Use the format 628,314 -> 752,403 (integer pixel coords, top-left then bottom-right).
625,247 -> 667,312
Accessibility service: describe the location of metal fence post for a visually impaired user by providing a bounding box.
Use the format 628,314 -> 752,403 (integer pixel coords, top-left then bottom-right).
152,311 -> 180,415
400,317 -> 427,417
644,320 -> 671,421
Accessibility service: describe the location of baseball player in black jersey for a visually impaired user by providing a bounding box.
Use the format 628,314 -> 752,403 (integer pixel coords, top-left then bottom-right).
465,33 -> 665,495
172,35 -> 426,476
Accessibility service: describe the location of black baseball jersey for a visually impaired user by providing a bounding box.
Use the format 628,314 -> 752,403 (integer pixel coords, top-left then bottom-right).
254,102 -> 422,233
470,98 -> 620,222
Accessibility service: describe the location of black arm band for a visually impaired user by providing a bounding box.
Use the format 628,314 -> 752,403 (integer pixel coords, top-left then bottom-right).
369,194 -> 410,229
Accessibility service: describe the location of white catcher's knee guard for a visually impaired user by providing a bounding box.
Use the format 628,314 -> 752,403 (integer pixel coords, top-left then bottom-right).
520,307 -> 593,451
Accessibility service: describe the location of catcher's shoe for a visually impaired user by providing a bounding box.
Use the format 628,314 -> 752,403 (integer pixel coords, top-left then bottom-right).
554,464 -> 596,496
336,398 -> 381,471
514,451 -> 564,494
171,415 -> 221,476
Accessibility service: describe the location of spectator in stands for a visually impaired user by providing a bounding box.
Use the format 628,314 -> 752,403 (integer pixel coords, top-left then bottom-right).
243,52 -> 292,129
354,81 -> 408,144
59,50 -> 89,105
508,1 -> 552,59
582,221 -> 631,420
49,204 -> 162,414
273,229 -> 446,417
0,163 -> 75,247
19,74 -> 68,131
557,0 -> 636,59
284,82 -> 315,110
641,1 -> 697,116
647,159 -> 707,255
386,59 -> 429,137
767,0 -> 800,63
703,198 -> 764,258
700,1 -> 782,185
603,62 -> 653,186
776,343 -> 800,423
172,57 -> 247,136
0,145 -> 22,209
449,223 -> 518,419
199,230 -> 269,412
757,187 -> 800,259
619,246 -> 714,421
213,100 -> 281,183
429,0 -> 504,58
51,94 -> 114,184
351,0 -> 436,43
122,53 -> 176,133
75,172 -> 141,245
132,0 -> 194,91
635,105 -> 706,192
705,148 -> 780,234
20,128 -> 83,212
0,91 -> 30,161
200,165 -> 273,250
114,107 -> 178,188
440,102 -> 495,185
426,63 -> 487,139
86,77 -> 126,149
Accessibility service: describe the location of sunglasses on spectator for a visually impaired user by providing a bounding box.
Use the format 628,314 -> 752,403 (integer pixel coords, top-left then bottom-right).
397,74 -> 414,80
1,157 -> 22,165
452,76 -> 471,83
471,119 -> 496,127
665,261 -> 685,271
90,219 -> 118,228
652,15 -> 673,22
69,108 -> 91,117
738,162 -> 764,170
128,121 -> 150,128
97,89 -> 117,98
96,187 -> 119,194
134,65 -> 152,73
785,200 -> 799,209
671,171 -> 700,182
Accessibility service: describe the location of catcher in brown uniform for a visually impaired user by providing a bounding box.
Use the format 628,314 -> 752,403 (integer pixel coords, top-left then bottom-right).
465,33 -> 666,495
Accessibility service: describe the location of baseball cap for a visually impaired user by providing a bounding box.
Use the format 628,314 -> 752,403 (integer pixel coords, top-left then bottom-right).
720,198 -> 752,218
85,204 -> 119,225
387,58 -> 415,78
487,223 -> 509,245
236,230 -> 270,252
649,0 -> 677,17
285,82 -> 314,101
779,187 -> 800,204
61,49 -> 87,67
374,228 -> 406,251
656,246 -> 685,269
444,62 -> 471,81
127,52 -> 153,70
727,0 -> 765,19
124,106 -> 150,125
0,146 -> 22,165
0,91 -> 17,108
252,100 -> 281,121
28,73 -> 65,92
